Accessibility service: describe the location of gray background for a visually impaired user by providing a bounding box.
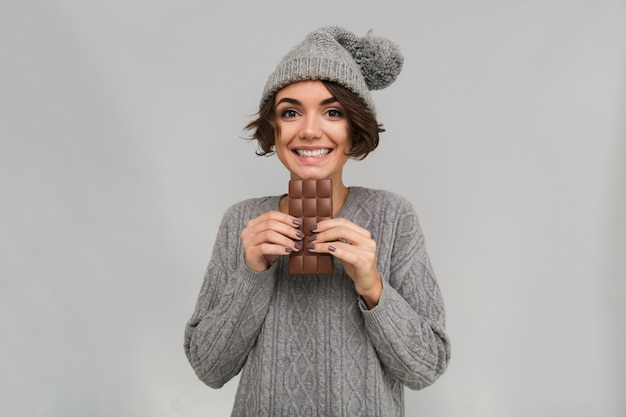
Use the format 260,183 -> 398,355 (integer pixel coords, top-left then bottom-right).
2,0 -> 625,416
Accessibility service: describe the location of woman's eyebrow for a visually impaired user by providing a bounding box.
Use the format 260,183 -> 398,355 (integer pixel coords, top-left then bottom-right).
276,97 -> 300,106
275,96 -> 338,106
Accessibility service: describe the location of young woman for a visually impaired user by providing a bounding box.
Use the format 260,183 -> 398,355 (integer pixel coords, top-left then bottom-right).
184,26 -> 450,416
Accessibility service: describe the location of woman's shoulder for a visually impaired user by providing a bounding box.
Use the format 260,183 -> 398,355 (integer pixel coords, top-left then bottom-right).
347,187 -> 424,239
349,186 -> 415,210
343,186 -> 418,226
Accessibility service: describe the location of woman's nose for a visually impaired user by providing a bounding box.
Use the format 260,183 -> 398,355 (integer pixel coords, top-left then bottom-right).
298,116 -> 322,140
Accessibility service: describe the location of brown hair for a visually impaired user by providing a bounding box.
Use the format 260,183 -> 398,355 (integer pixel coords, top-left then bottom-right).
245,81 -> 384,160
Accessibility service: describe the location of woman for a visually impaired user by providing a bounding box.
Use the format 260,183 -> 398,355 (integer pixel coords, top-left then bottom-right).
184,26 -> 450,416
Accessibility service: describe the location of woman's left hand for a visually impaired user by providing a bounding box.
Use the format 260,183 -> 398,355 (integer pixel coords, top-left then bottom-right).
308,218 -> 382,309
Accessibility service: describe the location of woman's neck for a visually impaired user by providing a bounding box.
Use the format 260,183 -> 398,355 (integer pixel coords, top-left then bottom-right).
331,183 -> 350,216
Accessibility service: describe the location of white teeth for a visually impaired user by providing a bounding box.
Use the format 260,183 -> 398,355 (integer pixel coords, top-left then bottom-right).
296,149 -> 330,158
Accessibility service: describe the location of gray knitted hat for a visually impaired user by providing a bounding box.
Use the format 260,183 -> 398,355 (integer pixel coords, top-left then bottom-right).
260,26 -> 404,112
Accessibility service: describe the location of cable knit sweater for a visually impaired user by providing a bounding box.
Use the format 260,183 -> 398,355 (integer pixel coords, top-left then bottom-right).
184,186 -> 450,417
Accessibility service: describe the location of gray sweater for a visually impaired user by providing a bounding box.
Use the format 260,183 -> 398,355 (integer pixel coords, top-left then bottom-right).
184,187 -> 450,416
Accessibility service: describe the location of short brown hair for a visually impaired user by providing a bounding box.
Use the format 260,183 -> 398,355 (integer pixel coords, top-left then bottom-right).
245,81 -> 384,160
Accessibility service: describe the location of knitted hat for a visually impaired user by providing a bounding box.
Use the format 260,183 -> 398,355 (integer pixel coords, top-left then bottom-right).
260,26 -> 404,112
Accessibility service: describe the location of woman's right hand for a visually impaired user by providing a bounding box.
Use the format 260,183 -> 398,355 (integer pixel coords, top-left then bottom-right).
240,210 -> 304,272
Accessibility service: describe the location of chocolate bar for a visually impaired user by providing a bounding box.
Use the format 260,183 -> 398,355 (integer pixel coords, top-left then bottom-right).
288,179 -> 333,274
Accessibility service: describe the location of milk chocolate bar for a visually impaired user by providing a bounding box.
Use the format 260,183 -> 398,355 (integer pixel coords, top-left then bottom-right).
288,179 -> 333,274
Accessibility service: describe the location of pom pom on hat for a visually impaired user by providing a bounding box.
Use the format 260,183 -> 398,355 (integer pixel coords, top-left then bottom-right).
351,30 -> 404,90
260,26 -> 404,112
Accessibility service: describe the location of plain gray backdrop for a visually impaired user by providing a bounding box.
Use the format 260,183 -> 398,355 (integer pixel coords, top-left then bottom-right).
1,0 -> 625,416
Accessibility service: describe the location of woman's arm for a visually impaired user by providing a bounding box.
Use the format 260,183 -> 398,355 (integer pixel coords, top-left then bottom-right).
184,258 -> 277,388
360,198 -> 450,390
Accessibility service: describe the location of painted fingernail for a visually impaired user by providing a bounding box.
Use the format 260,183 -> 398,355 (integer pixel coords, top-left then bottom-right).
306,243 -> 315,250
309,234 -> 317,242
285,247 -> 293,253
311,223 -> 318,232
292,218 -> 302,226
328,245 -> 336,253
294,241 -> 302,251
296,230 -> 305,239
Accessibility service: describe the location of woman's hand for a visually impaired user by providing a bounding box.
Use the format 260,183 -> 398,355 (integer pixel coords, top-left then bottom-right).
307,218 -> 382,309
240,211 -> 304,272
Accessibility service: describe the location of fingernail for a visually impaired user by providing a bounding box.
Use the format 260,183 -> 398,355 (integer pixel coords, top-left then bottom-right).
294,241 -> 302,251
311,224 -> 318,232
285,247 -> 293,253
296,230 -> 305,239
306,243 -> 315,250
309,234 -> 317,242
328,245 -> 336,253
292,218 -> 302,226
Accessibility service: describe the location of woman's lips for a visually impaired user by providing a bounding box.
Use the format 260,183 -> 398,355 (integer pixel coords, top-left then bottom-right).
294,148 -> 332,158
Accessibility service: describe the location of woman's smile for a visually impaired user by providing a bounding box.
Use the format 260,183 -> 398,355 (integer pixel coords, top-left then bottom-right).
293,147 -> 333,159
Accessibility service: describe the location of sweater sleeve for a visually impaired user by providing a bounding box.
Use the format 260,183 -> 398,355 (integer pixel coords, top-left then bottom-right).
184,206 -> 277,389
360,197 -> 450,390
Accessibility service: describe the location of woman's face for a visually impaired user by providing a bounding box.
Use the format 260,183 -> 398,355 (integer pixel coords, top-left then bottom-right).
274,80 -> 351,183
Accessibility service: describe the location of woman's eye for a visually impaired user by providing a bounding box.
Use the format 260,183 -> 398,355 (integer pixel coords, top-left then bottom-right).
280,109 -> 298,118
326,109 -> 343,118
